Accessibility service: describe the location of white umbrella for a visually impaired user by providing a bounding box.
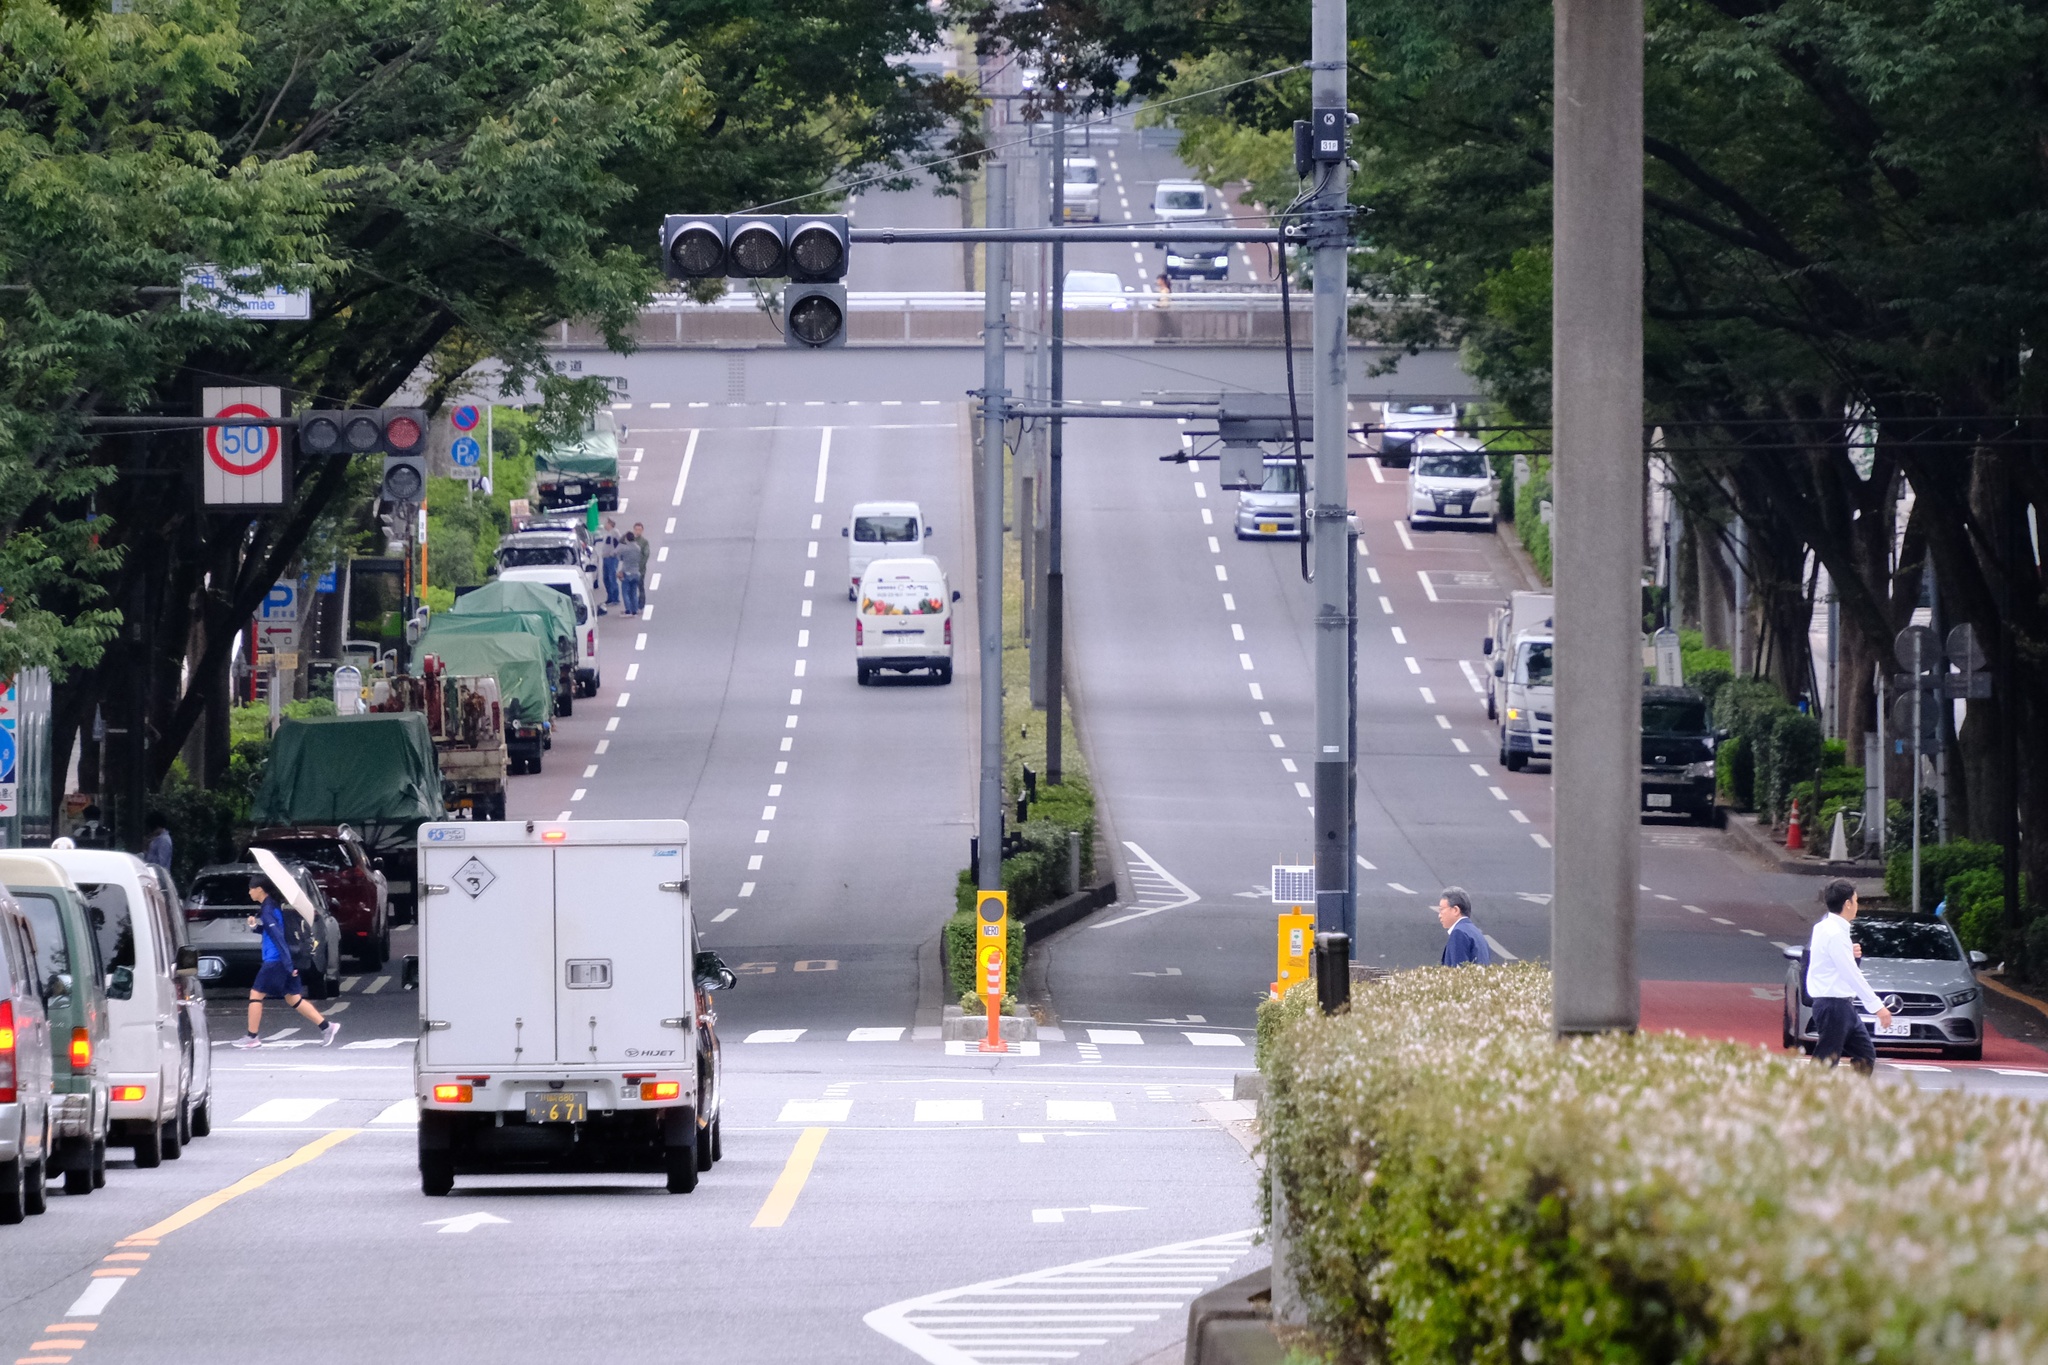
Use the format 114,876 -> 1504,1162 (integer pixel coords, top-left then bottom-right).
249,846 -> 318,925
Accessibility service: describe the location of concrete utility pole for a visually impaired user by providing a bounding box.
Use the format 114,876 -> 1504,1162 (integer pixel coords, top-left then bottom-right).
1550,0 -> 1644,1034
978,160 -> 1011,892
1046,99 -> 1067,785
1308,0 -> 1353,937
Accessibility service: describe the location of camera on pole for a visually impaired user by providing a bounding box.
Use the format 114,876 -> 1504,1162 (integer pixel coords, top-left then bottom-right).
659,212 -> 850,347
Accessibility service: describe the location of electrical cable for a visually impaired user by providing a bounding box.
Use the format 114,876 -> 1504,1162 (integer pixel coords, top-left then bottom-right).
1277,162 -> 1333,583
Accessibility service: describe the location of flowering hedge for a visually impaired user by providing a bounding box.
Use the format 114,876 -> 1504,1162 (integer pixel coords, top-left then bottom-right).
1262,964 -> 2048,1363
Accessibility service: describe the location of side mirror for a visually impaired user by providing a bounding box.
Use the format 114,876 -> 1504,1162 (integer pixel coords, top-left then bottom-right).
1493,659 -> 1505,677
841,526 -> 850,537
1781,945 -> 1804,962
175,945 -> 198,978
107,965 -> 134,1000
400,955 -> 420,991
1481,637 -> 1494,656
717,967 -> 738,991
695,949 -> 735,990
952,590 -> 962,602
1970,950 -> 1990,968
1715,728 -> 1731,742
924,527 -> 935,537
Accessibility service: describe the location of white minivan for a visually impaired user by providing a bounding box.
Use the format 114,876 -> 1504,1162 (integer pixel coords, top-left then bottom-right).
498,566 -> 600,695
855,557 -> 956,685
1406,434 -> 1498,529
43,849 -> 213,1158
843,502 -> 930,600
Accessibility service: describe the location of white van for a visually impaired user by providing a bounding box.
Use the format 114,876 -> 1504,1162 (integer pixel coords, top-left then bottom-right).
409,819 -> 732,1195
497,566 -> 600,695
855,556 -> 956,685
41,850 -> 213,1160
843,502 -> 930,600
1406,435 -> 1498,529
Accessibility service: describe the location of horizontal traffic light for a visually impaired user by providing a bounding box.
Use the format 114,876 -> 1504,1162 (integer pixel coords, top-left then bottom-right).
298,408 -> 428,457
661,214 -> 849,283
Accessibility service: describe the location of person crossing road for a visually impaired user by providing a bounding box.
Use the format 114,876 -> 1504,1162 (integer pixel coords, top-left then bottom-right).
1806,877 -> 1890,1074
231,874 -> 340,1050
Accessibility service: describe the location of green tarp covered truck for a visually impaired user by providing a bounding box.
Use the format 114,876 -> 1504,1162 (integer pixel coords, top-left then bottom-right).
411,624 -> 554,773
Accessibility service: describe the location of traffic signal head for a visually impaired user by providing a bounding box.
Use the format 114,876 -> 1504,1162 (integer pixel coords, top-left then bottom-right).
784,283 -> 848,348
298,407 -> 429,457
786,216 -> 849,282
662,215 -> 727,280
382,453 -> 426,508
725,215 -> 788,278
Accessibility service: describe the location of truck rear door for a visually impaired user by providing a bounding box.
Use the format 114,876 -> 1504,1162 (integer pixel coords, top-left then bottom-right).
553,843 -> 691,1066
421,843 -> 557,1068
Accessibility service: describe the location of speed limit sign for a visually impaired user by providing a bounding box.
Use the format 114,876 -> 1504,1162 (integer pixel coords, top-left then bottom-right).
202,386 -> 286,505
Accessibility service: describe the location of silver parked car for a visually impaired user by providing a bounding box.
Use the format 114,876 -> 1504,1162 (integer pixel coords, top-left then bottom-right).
1782,914 -> 1988,1061
1234,459 -> 1307,541
185,862 -> 343,1002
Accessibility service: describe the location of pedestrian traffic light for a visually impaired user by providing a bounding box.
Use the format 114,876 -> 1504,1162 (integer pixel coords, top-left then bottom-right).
784,284 -> 848,348
297,407 -> 428,458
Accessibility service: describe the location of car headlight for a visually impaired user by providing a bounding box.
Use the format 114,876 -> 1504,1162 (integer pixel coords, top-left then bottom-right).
1683,760 -> 1715,779
1947,987 -> 1980,1007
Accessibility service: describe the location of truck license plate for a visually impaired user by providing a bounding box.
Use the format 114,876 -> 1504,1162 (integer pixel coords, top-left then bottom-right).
525,1091 -> 587,1123
1645,793 -> 1672,808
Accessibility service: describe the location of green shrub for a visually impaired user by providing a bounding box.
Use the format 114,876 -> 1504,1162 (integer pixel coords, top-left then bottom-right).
1947,866 -> 2026,955
1255,981 -> 1316,1068
1688,665 -> 1733,713
1755,709 -> 1823,824
1886,792 -> 1941,851
1678,627 -> 1731,682
1885,838 -> 2002,911
1789,765 -> 1864,833
1262,964 -> 2048,1364
1715,734 -> 1744,802
1513,457 -> 1552,582
1713,677 -> 1795,811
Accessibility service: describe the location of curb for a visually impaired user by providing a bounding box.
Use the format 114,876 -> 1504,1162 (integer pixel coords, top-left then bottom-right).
1720,809 -> 1884,879
1022,881 -> 1118,944
1982,974 -> 2048,1029
1184,1267 -> 1284,1365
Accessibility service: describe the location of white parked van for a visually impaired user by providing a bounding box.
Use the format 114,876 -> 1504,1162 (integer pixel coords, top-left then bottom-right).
1406,435 -> 1498,529
43,850 -> 213,1157
855,556 -> 956,685
843,502 -> 930,600
497,566 -> 600,695
409,819 -> 732,1195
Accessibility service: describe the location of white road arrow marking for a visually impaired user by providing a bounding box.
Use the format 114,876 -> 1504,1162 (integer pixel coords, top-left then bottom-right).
425,1212 -> 510,1235
1093,843 -> 1198,928
1030,1204 -> 1145,1223
1129,967 -> 1182,977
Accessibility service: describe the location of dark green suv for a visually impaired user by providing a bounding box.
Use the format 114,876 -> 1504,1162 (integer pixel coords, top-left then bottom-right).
2,853 -> 112,1194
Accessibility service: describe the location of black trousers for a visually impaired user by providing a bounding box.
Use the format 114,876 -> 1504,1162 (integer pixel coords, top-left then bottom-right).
1812,996 -> 1877,1072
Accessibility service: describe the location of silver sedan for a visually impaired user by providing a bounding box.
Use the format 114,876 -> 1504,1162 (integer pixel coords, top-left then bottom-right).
1782,914 -> 1988,1061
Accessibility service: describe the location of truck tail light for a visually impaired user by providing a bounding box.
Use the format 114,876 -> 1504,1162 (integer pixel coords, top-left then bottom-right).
0,1000 -> 15,1102
855,620 -> 864,645
112,1084 -> 147,1102
944,617 -> 952,646
432,1084 -> 473,1103
640,1081 -> 681,1101
70,1027 -> 92,1070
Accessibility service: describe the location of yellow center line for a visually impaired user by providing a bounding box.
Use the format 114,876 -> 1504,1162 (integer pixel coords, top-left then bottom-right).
120,1129 -> 361,1244
751,1127 -> 828,1228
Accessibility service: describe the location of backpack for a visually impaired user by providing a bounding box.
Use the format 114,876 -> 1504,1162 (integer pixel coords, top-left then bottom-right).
279,907 -> 316,972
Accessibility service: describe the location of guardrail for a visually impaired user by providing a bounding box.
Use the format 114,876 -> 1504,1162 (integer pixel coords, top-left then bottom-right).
547,291 -> 1339,349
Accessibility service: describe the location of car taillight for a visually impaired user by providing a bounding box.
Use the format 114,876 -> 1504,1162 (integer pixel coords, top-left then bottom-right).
70,1027 -> 91,1070
0,1000 -> 14,1102
855,620 -> 864,645
587,628 -> 594,654
640,1081 -> 681,1101
944,617 -> 952,646
432,1084 -> 473,1103
112,1084 -> 147,1102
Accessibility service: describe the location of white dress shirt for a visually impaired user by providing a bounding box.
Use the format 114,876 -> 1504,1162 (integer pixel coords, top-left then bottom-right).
1805,913 -> 1882,1012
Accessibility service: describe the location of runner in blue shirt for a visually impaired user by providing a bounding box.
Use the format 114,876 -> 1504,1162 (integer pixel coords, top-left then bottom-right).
231,875 -> 340,1050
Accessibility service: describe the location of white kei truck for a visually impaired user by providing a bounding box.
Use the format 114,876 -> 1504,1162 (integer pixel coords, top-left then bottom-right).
405,819 -> 736,1195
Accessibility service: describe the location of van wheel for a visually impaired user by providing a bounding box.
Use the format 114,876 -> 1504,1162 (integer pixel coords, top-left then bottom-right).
696,1120 -> 715,1172
1504,751 -> 1527,773
0,1152 -> 24,1225
91,1139 -> 105,1189
557,692 -> 573,718
710,1114 -> 723,1164
856,663 -> 872,686
23,1158 -> 45,1216
934,663 -> 953,685
191,1096 -> 212,1138
665,1141 -> 699,1193
420,1153 -> 454,1197
133,1118 -> 163,1169
848,586 -> 857,602
160,1112 -> 182,1161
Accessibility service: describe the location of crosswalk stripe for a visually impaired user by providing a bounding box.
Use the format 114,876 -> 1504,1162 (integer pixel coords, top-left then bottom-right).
915,1099 -> 984,1123
1085,1029 -> 1144,1046
373,1099 -> 418,1125
848,1027 -> 905,1042
866,1229 -> 1258,1364
340,1037 -> 412,1050
744,1029 -> 806,1044
779,1099 -> 852,1123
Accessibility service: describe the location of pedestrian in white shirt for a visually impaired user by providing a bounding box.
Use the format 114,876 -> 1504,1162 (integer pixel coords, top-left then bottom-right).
1806,877 -> 1892,1073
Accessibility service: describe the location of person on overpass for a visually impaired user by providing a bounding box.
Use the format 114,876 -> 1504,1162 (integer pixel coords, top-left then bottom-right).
1806,877 -> 1890,1074
1437,887 -> 1492,966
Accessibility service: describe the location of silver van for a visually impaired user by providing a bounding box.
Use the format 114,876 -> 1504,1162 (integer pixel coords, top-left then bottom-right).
0,892 -> 53,1221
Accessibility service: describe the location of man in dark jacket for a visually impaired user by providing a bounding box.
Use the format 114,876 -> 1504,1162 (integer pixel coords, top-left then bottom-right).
1437,886 -> 1493,966
231,875 -> 340,1050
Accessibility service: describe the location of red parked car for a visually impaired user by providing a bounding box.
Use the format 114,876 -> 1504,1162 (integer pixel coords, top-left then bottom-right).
246,825 -> 391,969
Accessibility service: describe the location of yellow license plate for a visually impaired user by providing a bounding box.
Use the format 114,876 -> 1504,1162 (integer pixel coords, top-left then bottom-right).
1258,523 -> 1278,533
525,1091 -> 587,1123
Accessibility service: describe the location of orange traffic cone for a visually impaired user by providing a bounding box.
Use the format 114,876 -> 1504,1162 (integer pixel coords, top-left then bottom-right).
1786,798 -> 1804,851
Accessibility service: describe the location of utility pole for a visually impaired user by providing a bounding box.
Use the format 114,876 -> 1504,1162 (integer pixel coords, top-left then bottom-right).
1046,98 -> 1067,785
1308,0 -> 1353,937
1550,0 -> 1644,1034
977,159 -> 1011,891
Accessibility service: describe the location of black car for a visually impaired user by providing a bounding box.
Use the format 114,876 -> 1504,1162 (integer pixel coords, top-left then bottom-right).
1642,685 -> 1722,824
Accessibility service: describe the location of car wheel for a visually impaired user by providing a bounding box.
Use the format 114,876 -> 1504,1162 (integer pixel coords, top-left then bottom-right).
177,1048 -> 194,1145
557,692 -> 573,718
1486,693 -> 1497,721
1505,751 -> 1527,773
934,663 -> 953,685
91,1139 -> 105,1188
696,1118 -> 715,1172
420,1152 -> 454,1197
710,1114 -> 723,1164
856,663 -> 872,686
133,1118 -> 163,1169
191,1095 -> 212,1138
23,1158 -> 46,1216
847,586 -> 856,602
0,1151 -> 25,1225
160,1113 -> 182,1162
665,1138 -> 699,1194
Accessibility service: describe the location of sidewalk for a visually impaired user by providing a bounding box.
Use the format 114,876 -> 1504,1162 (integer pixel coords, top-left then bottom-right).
1719,808 -> 1884,879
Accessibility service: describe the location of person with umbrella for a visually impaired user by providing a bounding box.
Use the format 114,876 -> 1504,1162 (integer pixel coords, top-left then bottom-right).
230,852 -> 341,1050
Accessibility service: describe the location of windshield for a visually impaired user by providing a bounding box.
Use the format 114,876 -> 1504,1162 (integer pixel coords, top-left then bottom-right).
1415,454 -> 1487,480
1064,272 -> 1123,295
1172,243 -> 1228,258
498,545 -> 576,568
854,516 -> 919,544
255,840 -> 352,872
862,580 -> 946,615
1643,699 -> 1710,734
1854,920 -> 1961,961
1517,641 -> 1553,687
76,882 -> 135,973
1259,464 -> 1305,494
1157,189 -> 1204,211
1064,163 -> 1098,185
1390,403 -> 1454,417
15,891 -> 93,996
187,873 -> 256,918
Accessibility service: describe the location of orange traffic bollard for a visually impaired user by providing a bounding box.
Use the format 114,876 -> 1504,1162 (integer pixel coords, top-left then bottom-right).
1786,798 -> 1803,851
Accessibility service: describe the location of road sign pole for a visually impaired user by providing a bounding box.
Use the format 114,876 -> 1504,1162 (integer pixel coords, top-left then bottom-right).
1912,630 -> 1924,914
977,161 -> 1010,894
1309,0 -> 1353,940
1551,0 -> 1644,1035
1047,100 -> 1066,787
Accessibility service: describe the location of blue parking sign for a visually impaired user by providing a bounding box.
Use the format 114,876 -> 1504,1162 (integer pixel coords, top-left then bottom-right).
452,436 -> 482,467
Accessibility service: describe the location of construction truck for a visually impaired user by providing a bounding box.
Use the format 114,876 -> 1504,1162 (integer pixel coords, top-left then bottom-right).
369,658 -> 510,821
